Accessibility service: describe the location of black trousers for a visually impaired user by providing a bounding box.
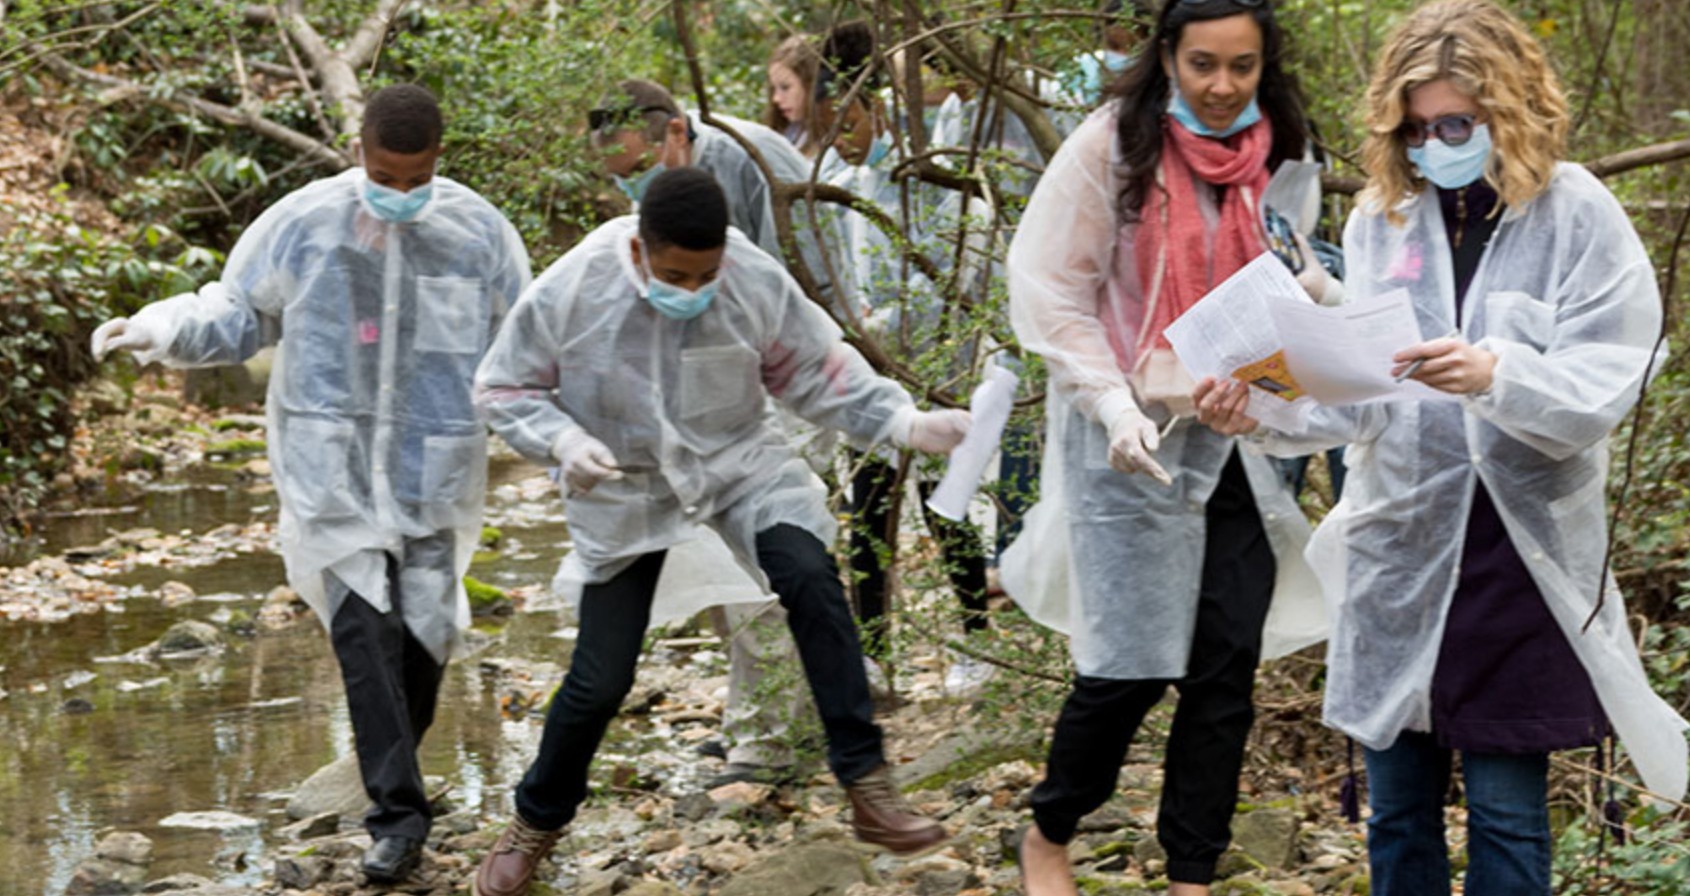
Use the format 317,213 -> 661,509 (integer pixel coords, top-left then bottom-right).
329,558 -> 447,841
849,452 -> 989,654
1030,451 -> 1275,885
514,524 -> 884,830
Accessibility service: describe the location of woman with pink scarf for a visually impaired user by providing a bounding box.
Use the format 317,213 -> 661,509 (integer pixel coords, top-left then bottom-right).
1004,1 -> 1326,894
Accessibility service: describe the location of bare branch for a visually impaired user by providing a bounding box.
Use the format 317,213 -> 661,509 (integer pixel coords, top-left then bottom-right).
343,0 -> 408,72
1584,138 -> 1690,179
43,52 -> 350,169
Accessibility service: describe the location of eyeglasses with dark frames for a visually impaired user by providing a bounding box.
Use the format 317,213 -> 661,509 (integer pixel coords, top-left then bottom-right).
588,105 -> 672,133
1396,113 -> 1478,148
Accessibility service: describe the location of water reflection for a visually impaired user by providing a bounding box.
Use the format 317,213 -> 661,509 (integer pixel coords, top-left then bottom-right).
0,453 -> 574,893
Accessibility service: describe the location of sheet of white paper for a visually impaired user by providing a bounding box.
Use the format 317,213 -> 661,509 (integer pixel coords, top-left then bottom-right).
1269,288 -> 1450,405
1162,254 -> 1317,431
926,365 -> 1018,522
1164,254 -> 1453,434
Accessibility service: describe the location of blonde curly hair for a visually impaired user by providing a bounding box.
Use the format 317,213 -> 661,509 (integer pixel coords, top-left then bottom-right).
1360,0 -> 1569,221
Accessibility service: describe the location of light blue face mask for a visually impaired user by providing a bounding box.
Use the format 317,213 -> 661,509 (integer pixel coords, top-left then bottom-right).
864,134 -> 892,169
363,175 -> 435,223
639,243 -> 719,321
1102,50 -> 1134,74
1166,82 -> 1261,139
614,161 -> 666,204
1407,123 -> 1492,190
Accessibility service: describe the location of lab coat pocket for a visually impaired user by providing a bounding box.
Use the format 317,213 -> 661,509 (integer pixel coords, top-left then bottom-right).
422,433 -> 487,518
281,417 -> 357,519
679,345 -> 761,423
415,276 -> 485,354
1481,291 -> 1555,353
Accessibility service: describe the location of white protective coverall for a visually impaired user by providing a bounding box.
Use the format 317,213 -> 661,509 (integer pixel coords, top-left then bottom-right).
472,216 -> 917,642
116,168 -> 531,661
1252,163 -> 1688,802
1000,108 -> 1327,680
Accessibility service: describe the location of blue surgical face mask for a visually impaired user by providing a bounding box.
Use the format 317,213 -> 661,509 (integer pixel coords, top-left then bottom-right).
1102,50 -> 1134,74
362,172 -> 435,223
863,134 -> 892,169
614,161 -> 666,204
1166,81 -> 1261,139
639,242 -> 718,320
1406,123 -> 1492,190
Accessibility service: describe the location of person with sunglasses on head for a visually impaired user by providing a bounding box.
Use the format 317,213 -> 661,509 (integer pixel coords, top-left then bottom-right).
91,85 -> 532,884
470,167 -> 968,896
1194,3 -> 1689,894
1003,1 -> 1330,894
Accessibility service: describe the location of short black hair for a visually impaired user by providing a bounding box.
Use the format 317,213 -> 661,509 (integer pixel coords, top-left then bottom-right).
638,168 -> 728,252
362,84 -> 443,154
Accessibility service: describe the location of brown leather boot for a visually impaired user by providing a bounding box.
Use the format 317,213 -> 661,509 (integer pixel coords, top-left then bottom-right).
844,764 -> 948,856
472,814 -> 563,896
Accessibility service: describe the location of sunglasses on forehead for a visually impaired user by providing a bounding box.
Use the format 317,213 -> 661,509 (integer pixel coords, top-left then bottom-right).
587,105 -> 672,133
1397,113 -> 1478,148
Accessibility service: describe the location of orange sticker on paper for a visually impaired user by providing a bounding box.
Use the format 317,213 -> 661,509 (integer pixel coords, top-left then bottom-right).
1230,350 -> 1305,402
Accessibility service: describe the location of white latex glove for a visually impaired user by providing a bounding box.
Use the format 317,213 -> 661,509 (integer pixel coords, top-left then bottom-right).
91,316 -> 168,361
1107,406 -> 1172,486
552,429 -> 622,495
903,408 -> 972,454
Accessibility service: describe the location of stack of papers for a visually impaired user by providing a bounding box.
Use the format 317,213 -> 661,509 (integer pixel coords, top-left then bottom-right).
1163,252 -> 1452,432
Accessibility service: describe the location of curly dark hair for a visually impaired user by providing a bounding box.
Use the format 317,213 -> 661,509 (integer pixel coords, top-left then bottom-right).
1109,0 -> 1308,220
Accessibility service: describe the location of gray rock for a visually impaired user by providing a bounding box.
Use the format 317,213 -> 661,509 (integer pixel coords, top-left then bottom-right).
622,883 -> 688,896
915,868 -> 978,895
277,811 -> 340,841
574,868 -> 627,896
287,754 -> 373,821
151,620 -> 225,657
1230,807 -> 1299,870
64,859 -> 146,895
1133,835 -> 1166,866
716,844 -> 871,896
95,831 -> 153,866
273,855 -> 330,889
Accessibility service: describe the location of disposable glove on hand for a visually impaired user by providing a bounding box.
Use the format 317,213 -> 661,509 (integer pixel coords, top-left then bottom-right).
1107,406 -> 1172,486
902,409 -> 972,454
91,316 -> 168,361
552,429 -> 623,495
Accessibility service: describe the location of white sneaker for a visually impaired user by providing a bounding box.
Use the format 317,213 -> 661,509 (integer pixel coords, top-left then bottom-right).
944,652 -> 996,696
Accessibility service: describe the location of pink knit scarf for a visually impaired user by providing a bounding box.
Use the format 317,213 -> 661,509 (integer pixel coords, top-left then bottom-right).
1131,117 -> 1272,353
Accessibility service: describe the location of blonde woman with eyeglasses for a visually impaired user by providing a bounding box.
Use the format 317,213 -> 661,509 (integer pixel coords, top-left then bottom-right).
1195,2 -> 1688,893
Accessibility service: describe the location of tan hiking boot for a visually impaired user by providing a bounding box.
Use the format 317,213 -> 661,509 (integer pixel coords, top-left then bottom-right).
845,764 -> 948,856
472,814 -> 563,896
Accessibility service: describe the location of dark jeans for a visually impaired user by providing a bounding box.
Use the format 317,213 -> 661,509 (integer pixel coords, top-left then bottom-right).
849,452 -> 989,653
514,524 -> 884,830
329,562 -> 447,841
1029,451 -> 1275,884
1364,731 -> 1551,896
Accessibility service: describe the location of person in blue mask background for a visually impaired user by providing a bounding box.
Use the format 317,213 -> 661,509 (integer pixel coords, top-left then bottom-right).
91,84 -> 532,884
470,167 -> 970,896
1061,0 -> 1153,109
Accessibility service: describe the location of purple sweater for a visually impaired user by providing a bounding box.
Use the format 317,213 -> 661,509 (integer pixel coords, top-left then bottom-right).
1428,183 -> 1608,754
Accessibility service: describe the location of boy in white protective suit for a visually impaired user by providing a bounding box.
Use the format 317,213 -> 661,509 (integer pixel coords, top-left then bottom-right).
470,168 -> 968,896
91,85 -> 531,884
587,77 -> 860,786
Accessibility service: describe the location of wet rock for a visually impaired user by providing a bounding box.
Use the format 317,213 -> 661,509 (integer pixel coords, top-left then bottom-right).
150,620 -> 224,657
278,811 -> 340,841
715,843 -> 872,896
158,810 -> 260,831
158,581 -> 195,607
273,854 -> 330,889
65,831 -> 152,895
287,754 -> 373,821
62,697 -> 96,714
1231,807 -> 1299,870
138,874 -> 215,891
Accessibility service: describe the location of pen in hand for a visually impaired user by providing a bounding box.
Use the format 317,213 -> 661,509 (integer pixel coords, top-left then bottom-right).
1394,328 -> 1462,383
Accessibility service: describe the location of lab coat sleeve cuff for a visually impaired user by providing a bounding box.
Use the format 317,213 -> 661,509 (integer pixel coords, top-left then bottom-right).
884,404 -> 916,449
1092,388 -> 1140,431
